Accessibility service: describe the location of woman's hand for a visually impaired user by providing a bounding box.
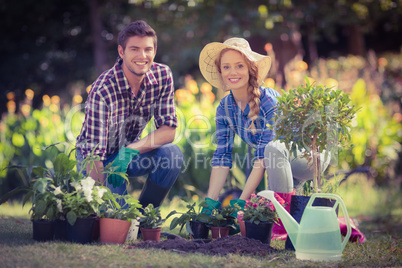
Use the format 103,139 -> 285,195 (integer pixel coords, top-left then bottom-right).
206,166 -> 230,200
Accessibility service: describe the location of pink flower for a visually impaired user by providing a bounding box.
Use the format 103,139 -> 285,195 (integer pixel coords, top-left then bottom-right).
237,211 -> 244,221
274,193 -> 285,206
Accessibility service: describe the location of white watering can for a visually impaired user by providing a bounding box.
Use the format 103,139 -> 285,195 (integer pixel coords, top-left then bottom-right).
258,190 -> 352,261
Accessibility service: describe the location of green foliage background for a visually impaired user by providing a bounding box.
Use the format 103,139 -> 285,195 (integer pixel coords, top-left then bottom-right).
1,53 -> 401,200
0,1 -> 401,200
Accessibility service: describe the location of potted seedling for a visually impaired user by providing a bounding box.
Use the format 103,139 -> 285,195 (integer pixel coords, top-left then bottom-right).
272,77 -> 358,249
207,206 -> 238,239
99,190 -> 142,244
167,198 -> 212,239
28,177 -> 59,241
242,194 -> 277,245
139,204 -> 165,242
1,149 -> 83,242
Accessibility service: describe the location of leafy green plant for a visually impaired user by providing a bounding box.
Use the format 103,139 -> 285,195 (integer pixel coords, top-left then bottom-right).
167,198 -> 211,234
28,177 -> 59,221
0,148 -> 84,221
99,190 -> 142,221
273,77 -> 358,192
207,206 -> 238,229
61,177 -> 108,225
339,78 -> 402,185
296,175 -> 342,196
139,204 -> 165,229
242,194 -> 277,225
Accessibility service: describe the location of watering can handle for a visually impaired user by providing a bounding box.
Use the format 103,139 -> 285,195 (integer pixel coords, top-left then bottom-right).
307,193 -> 352,250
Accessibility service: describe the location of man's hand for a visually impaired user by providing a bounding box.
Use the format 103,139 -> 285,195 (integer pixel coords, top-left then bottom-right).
107,147 -> 140,188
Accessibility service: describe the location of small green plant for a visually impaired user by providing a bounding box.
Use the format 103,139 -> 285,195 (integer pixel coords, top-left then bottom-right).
167,198 -> 211,235
1,145 -> 131,226
139,204 -> 165,229
28,177 -> 59,221
242,194 -> 277,225
207,206 -> 238,229
273,77 -> 359,192
99,191 -> 142,221
61,177 -> 108,225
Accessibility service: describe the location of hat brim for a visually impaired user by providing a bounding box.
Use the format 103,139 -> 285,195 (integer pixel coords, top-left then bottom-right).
199,42 -> 271,91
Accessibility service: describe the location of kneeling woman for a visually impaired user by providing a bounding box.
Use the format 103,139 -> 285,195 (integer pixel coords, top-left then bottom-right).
198,38 -> 330,236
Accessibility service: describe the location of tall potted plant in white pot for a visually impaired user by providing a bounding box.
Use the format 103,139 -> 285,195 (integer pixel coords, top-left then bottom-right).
272,78 -> 358,249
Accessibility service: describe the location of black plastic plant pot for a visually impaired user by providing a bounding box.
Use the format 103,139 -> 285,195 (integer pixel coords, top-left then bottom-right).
92,216 -> 100,242
67,217 -> 96,244
54,219 -> 68,241
285,195 -> 338,251
32,220 -> 55,242
189,221 -> 209,239
244,221 -> 273,245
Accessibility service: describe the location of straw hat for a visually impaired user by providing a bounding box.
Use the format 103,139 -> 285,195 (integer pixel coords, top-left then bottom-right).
199,37 -> 271,91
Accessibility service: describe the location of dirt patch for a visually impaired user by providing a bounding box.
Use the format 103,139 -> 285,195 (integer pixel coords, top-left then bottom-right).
129,235 -> 278,256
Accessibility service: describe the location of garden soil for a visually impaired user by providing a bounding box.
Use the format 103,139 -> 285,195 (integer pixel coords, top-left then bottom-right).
129,235 -> 278,256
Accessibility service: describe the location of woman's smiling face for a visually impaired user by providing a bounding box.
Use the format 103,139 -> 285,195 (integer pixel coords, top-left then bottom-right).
220,49 -> 250,92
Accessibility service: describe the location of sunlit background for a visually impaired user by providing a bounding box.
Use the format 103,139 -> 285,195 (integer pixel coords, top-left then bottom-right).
1,0 -> 401,219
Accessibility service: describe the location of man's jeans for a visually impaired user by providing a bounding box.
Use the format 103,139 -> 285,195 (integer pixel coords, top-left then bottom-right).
76,143 -> 184,195
264,140 -> 331,193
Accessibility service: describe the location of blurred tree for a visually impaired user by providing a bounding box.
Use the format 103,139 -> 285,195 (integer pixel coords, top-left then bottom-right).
88,0 -> 110,74
1,0 -> 400,110
0,0 -> 95,112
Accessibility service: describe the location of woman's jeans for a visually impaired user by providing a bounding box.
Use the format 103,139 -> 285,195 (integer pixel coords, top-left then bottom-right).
76,143 -> 184,195
264,140 -> 331,193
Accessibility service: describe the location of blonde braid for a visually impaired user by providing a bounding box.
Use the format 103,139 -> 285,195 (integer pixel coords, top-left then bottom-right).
248,86 -> 261,134
247,61 -> 262,134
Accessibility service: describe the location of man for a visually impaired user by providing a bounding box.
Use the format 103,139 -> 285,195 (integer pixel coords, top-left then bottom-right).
76,20 -> 183,209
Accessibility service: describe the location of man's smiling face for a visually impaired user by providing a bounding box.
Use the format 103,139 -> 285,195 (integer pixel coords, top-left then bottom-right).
118,36 -> 156,78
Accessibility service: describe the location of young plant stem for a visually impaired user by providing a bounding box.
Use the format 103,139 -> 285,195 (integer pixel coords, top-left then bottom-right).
312,134 -> 321,193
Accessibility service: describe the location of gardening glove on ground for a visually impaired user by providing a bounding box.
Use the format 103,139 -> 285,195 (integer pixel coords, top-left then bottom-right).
107,147 -> 140,188
229,199 -> 246,235
201,197 -> 221,215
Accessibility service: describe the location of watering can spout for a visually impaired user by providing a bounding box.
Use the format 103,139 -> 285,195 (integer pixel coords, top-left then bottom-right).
257,190 -> 299,246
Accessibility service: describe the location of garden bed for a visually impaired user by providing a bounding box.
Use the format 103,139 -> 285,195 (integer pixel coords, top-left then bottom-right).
129,235 -> 278,256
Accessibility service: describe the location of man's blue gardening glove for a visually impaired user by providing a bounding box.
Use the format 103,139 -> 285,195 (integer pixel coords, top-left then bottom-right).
229,199 -> 246,235
107,147 -> 140,188
201,197 -> 221,215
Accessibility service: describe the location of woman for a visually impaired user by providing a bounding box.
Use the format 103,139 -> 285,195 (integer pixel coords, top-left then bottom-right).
199,38 -> 330,237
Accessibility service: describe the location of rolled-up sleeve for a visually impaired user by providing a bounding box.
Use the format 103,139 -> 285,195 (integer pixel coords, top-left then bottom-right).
212,106 -> 235,168
154,68 -> 178,128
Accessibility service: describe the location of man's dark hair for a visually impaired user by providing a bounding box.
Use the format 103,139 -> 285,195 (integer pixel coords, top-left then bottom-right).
118,20 -> 157,50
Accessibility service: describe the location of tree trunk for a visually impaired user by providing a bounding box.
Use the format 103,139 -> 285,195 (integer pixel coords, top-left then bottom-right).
306,21 -> 318,64
88,0 -> 109,75
346,25 -> 366,56
312,134 -> 321,193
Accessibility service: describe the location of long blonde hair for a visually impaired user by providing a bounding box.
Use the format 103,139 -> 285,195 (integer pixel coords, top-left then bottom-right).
216,48 -> 262,134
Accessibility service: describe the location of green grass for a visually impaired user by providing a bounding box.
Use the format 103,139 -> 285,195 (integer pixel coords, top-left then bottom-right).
0,175 -> 401,267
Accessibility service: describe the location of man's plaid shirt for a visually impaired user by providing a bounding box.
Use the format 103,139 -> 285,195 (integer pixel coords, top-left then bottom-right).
76,57 -> 177,161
